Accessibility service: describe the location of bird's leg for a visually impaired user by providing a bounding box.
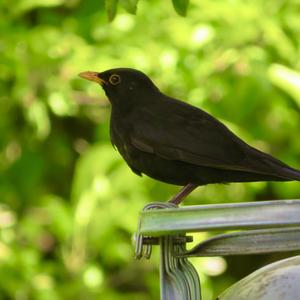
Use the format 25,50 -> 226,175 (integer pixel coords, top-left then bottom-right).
168,183 -> 198,206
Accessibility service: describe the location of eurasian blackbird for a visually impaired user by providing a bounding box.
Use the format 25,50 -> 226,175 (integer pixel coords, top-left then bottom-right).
79,68 -> 300,205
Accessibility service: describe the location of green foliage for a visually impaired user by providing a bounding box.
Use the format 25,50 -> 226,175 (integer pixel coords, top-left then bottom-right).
104,0 -> 189,20
1,0 -> 300,299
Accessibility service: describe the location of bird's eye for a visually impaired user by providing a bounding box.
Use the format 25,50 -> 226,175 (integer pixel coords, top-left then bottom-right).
109,74 -> 121,85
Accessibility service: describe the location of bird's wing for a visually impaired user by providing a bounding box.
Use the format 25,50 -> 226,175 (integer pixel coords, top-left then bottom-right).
129,99 -> 267,173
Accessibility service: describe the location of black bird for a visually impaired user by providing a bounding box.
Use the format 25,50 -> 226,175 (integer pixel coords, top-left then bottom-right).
79,68 -> 300,205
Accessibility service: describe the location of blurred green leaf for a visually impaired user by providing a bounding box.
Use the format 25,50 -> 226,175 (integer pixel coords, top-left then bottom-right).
26,101 -> 51,140
11,0 -> 65,15
119,0 -> 138,14
268,64 -> 300,107
172,0 -> 189,16
105,0 -> 119,21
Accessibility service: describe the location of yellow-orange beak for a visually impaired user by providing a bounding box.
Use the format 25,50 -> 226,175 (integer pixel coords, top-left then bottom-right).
79,71 -> 106,85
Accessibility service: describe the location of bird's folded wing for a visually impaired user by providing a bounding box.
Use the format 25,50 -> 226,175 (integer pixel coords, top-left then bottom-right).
130,107 -> 264,173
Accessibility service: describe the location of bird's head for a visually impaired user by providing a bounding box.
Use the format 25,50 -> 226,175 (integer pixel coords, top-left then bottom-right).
79,68 -> 159,109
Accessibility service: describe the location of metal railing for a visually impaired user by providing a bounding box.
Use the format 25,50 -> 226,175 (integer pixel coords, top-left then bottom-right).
134,200 -> 300,300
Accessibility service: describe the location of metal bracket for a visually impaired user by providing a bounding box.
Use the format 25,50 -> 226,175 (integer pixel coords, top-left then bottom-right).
134,202 -> 201,300
159,235 -> 201,300
135,202 -> 177,259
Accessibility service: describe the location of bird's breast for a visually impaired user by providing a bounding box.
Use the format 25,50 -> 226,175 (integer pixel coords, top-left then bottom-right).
110,114 -> 138,161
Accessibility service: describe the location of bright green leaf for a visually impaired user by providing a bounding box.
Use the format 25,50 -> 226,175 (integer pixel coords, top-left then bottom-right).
268,64 -> 300,107
11,0 -> 65,15
26,101 -> 50,140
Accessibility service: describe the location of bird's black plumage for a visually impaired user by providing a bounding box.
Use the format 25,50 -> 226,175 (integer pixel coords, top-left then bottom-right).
79,68 -> 300,203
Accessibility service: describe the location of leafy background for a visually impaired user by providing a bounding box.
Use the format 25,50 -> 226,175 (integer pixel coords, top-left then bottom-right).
1,0 -> 300,299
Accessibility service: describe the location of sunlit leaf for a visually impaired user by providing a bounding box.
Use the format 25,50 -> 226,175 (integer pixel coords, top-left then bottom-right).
11,0 -> 65,15
26,101 -> 51,140
268,64 -> 300,107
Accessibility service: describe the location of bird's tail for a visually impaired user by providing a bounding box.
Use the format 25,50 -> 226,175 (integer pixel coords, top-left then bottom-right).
249,147 -> 300,181
272,165 -> 300,181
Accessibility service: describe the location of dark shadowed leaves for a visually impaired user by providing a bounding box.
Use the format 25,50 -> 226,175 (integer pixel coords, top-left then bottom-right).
120,0 -> 138,14
105,0 -> 118,21
172,0 -> 189,16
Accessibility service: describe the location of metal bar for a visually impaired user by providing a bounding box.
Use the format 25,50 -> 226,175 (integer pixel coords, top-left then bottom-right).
180,227 -> 300,257
139,199 -> 300,236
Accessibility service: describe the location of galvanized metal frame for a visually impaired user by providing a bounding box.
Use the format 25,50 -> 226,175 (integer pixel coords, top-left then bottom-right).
135,199 -> 300,300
